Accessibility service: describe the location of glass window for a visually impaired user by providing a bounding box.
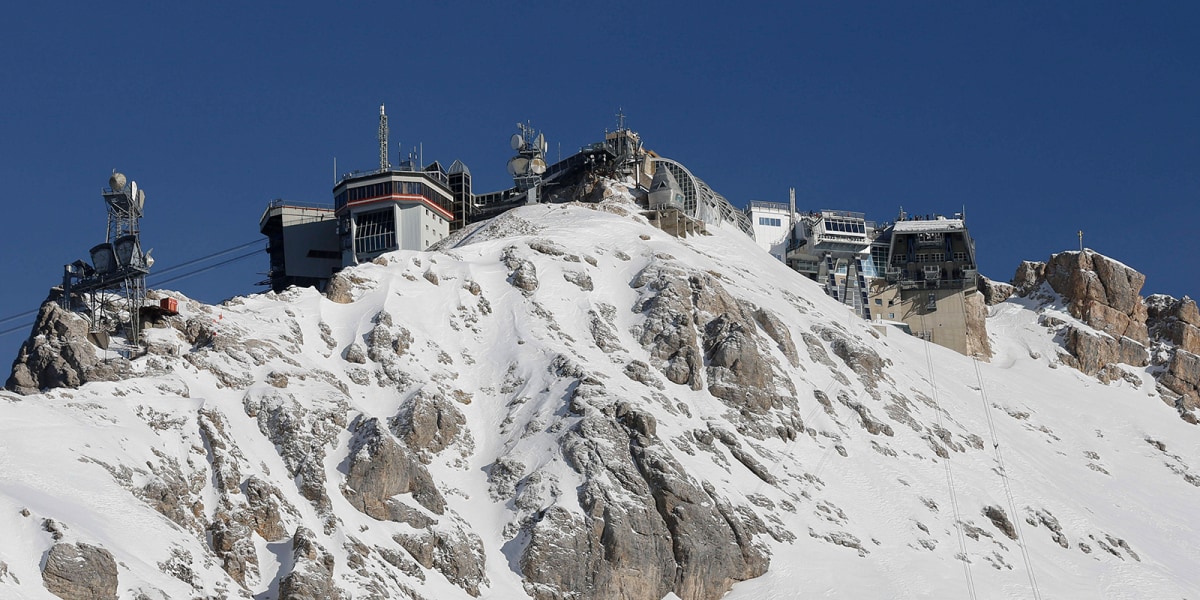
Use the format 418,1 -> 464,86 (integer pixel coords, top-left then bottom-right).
354,208 -> 396,255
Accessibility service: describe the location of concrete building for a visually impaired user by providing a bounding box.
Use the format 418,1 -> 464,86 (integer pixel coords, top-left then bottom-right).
333,162 -> 454,265
867,213 -> 979,352
259,201 -> 340,293
746,202 -> 985,356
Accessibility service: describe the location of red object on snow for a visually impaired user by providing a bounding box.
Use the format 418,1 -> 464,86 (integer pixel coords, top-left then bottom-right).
160,297 -> 178,313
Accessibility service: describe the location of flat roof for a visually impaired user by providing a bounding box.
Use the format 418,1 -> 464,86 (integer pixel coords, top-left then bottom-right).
892,218 -> 965,233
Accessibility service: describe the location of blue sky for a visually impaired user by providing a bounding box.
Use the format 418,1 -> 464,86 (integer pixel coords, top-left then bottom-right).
2,2 -> 1198,360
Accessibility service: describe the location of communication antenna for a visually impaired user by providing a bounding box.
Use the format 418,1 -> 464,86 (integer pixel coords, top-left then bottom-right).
61,171 -> 154,352
616,107 -> 627,131
1078,230 -> 1084,252
378,103 -> 390,170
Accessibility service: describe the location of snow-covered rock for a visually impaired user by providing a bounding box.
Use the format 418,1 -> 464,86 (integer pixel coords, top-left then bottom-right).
1,181 -> 1199,599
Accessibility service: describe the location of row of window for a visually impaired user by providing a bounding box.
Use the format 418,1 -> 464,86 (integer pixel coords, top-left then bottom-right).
892,252 -> 971,264
822,217 -> 866,235
335,179 -> 453,212
759,217 -> 783,227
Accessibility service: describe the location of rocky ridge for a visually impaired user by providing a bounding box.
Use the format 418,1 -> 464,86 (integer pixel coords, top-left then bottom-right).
1011,249 -> 1200,422
2,182 -> 1198,599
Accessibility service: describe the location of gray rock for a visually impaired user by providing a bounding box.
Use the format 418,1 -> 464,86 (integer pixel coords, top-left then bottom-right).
503,246 -> 540,293
392,390 -> 467,457
245,476 -> 291,542
41,542 -> 118,600
394,524 -> 488,597
982,505 -> 1018,540
522,392 -> 768,600
342,417 -> 445,519
979,275 -> 1015,306
279,527 -> 344,600
6,301 -> 129,394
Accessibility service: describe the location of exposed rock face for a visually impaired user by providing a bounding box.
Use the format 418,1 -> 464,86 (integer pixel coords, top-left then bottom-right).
279,527 -> 344,600
1040,251 -> 1148,344
343,417 -> 445,520
1017,250 -> 1150,378
6,301 -> 129,395
1016,252 -> 1200,421
964,291 -> 994,358
41,542 -> 118,600
1160,350 -> 1200,412
1146,295 -> 1200,411
979,275 -> 1015,306
521,387 -> 769,600
632,262 -> 795,413
1011,261 -> 1046,297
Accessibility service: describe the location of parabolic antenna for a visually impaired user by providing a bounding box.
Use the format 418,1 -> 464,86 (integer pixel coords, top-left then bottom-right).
510,133 -> 524,151
530,157 -> 547,175
109,172 -> 127,192
507,156 -> 529,176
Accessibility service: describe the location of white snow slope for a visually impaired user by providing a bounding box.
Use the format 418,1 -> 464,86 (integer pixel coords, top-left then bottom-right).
1,181 -> 1198,600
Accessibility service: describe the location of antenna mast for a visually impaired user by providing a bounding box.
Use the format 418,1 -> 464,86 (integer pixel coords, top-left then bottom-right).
378,103 -> 390,171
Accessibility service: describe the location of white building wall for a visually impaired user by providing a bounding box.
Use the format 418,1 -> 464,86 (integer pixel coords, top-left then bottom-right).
748,205 -> 793,262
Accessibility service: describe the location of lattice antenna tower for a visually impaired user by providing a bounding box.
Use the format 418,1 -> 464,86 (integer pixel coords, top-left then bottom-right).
378,103 -> 390,171
61,171 -> 154,352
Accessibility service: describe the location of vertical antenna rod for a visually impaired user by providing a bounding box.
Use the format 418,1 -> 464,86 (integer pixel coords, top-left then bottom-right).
378,103 -> 390,171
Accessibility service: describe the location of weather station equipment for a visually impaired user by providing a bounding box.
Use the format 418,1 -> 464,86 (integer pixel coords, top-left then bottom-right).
60,171 -> 155,352
507,122 -> 548,205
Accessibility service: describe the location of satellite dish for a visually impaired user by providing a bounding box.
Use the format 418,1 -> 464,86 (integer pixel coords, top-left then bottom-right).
530,157 -> 547,175
535,133 -> 545,154
145,249 -> 155,269
109,172 -> 127,192
510,133 -> 524,151
507,156 -> 529,176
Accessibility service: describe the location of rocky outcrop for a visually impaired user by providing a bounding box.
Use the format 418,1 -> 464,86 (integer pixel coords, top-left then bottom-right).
1017,250 -> 1151,379
41,542 -> 118,600
964,291 -> 993,358
1016,252 -> 1200,420
979,275 -> 1015,306
632,262 -> 794,413
343,417 -> 445,520
278,527 -> 344,600
1040,251 -> 1148,344
1145,295 -> 1200,412
6,301 -> 129,395
521,384 -> 768,600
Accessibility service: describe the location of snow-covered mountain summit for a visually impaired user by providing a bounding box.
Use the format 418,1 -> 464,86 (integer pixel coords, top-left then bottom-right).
2,180 -> 1198,599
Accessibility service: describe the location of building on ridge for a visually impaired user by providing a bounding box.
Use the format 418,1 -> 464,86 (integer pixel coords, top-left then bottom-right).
259,201 -> 340,293
746,202 -> 986,356
332,157 -> 455,265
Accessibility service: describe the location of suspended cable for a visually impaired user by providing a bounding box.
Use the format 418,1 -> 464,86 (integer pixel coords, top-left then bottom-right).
0,321 -> 34,338
0,243 -> 263,339
149,239 -> 262,277
957,292 -> 1044,599
919,307 -> 979,600
0,308 -> 39,326
150,249 -> 261,287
